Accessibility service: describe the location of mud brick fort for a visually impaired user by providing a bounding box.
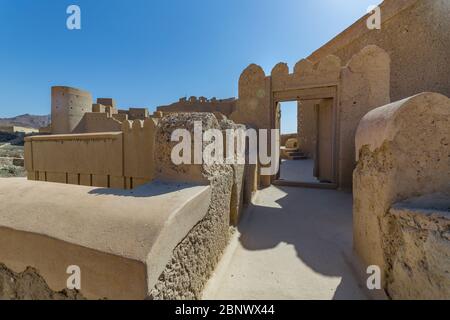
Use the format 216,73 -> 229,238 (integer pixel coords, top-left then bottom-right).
0,0 -> 448,299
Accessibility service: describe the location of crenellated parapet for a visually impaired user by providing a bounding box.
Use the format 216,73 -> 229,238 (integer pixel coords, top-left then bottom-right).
122,118 -> 158,188
231,45 -> 391,189
25,117 -> 159,190
49,87 -> 151,135
5,112 -> 240,300
231,54 -> 341,131
270,55 -> 341,91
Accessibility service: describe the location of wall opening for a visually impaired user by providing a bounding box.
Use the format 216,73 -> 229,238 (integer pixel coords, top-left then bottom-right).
275,98 -> 336,188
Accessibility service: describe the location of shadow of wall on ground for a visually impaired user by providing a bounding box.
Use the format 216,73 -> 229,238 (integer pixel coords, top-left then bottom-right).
237,186 -> 370,299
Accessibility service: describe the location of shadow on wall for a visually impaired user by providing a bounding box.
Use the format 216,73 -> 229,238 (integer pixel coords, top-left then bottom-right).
237,186 -> 367,300
88,180 -> 202,198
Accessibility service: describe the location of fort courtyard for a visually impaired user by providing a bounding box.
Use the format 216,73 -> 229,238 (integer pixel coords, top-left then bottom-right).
0,0 -> 448,302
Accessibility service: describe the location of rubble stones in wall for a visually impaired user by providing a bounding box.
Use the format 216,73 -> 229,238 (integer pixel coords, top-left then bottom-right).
387,193 -> 450,299
0,263 -> 85,300
353,92 -> 450,299
155,113 -> 225,183
148,168 -> 233,299
218,118 -> 246,225
149,113 -> 234,299
157,97 -> 237,118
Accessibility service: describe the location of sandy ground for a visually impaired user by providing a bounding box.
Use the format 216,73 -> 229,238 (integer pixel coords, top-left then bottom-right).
203,185 -> 370,300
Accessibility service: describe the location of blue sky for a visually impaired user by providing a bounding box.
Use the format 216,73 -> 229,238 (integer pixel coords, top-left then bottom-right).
0,0 -> 381,132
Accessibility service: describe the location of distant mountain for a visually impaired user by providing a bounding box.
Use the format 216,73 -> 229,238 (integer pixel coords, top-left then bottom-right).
0,114 -> 51,129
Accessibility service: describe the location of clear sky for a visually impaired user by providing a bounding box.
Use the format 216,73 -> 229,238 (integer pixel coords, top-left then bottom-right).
0,0 -> 381,129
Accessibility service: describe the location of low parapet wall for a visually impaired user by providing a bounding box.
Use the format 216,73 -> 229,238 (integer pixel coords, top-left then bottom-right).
353,92 -> 450,299
1,113 -> 239,300
0,178 -> 211,299
25,132 -> 124,188
25,118 -> 159,189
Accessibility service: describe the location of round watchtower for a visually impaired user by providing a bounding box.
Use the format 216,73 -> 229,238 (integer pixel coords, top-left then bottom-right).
51,86 -> 92,134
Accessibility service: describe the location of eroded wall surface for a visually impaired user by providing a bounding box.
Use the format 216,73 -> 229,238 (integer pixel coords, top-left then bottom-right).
1,113 -> 240,300
158,97 -> 237,118
0,263 -> 85,300
388,194 -> 450,299
309,0 -> 450,102
149,113 -> 235,299
353,92 -> 450,298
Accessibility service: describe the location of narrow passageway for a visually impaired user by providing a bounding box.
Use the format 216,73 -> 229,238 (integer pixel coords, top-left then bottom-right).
203,186 -> 368,300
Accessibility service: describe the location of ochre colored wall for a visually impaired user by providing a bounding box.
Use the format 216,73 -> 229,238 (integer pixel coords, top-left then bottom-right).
25,120 -> 158,189
338,46 -> 391,189
297,100 -> 318,158
158,97 -> 237,118
309,0 -> 450,102
74,113 -> 122,133
233,46 -> 389,188
122,119 -> 157,188
51,86 -> 92,134
0,227 -> 147,300
353,92 -> 450,298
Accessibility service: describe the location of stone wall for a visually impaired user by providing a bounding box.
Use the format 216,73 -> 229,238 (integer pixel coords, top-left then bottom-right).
74,112 -> 122,134
25,132 -> 124,187
280,133 -> 297,147
388,193 -> 450,299
218,118 -> 246,226
0,263 -> 84,300
353,92 -> 450,298
0,126 -> 38,134
158,97 -> 237,118
309,0 -> 450,102
51,86 -> 92,134
123,119 -> 158,188
232,45 -> 390,189
339,45 -> 391,188
128,108 -> 149,120
148,113 -> 236,299
25,118 -> 159,189
1,113 -> 242,300
297,100 -> 318,157
49,86 -> 154,135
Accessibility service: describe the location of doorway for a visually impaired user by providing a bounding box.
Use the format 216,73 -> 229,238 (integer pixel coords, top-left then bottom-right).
275,96 -> 336,188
